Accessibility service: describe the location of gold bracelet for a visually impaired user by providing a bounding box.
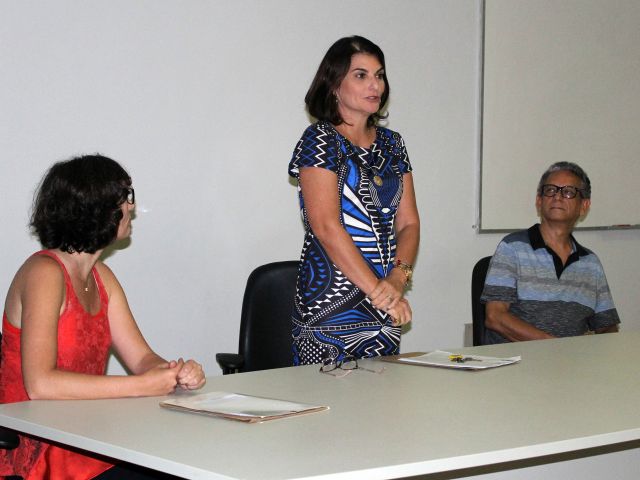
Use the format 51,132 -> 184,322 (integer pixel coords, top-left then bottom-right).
394,259 -> 413,285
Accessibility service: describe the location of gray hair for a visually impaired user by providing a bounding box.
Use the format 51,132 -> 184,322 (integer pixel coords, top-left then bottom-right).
537,161 -> 591,199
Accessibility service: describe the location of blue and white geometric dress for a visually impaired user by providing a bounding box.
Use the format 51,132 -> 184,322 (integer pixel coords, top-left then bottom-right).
288,121 -> 413,365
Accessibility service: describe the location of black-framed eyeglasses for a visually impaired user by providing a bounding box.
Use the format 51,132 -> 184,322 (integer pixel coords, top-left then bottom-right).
319,355 -> 385,377
124,187 -> 135,205
540,184 -> 584,199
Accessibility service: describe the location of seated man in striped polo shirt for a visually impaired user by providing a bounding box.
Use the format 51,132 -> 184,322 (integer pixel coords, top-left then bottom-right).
480,161 -> 620,344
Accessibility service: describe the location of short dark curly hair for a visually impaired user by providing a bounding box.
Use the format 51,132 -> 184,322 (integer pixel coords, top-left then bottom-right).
30,154 -> 132,253
305,35 -> 389,128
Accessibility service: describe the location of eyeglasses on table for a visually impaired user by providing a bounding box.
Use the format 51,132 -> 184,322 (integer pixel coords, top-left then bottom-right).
319,355 -> 385,377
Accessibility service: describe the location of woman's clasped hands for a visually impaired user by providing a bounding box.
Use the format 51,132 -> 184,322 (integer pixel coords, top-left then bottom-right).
174,358 -> 206,390
143,358 -> 206,395
368,272 -> 412,327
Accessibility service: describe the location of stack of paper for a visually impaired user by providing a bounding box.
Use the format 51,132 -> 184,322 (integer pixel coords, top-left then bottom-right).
396,350 -> 521,370
160,391 -> 328,423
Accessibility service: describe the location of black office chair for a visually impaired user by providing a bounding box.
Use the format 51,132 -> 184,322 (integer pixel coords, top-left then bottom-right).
471,256 -> 492,346
0,332 -> 20,451
216,261 -> 299,374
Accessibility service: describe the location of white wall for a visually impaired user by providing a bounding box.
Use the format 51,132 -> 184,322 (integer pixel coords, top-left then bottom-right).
1,0 -> 638,376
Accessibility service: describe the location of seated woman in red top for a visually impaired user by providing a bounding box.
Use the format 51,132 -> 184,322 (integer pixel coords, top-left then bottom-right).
0,155 -> 206,479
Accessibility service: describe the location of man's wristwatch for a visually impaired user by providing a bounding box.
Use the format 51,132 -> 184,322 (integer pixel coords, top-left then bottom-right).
394,259 -> 413,285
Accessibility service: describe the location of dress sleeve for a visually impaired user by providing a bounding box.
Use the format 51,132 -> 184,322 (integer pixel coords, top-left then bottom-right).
396,133 -> 412,174
480,240 -> 519,304
288,122 -> 342,178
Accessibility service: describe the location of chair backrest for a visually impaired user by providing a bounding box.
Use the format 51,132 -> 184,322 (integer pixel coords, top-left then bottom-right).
237,261 -> 299,373
471,256 -> 492,346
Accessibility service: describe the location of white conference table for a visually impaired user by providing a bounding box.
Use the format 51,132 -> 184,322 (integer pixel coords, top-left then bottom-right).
1,332 -> 640,479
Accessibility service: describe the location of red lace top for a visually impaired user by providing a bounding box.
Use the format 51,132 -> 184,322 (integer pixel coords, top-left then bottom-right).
0,251 -> 114,479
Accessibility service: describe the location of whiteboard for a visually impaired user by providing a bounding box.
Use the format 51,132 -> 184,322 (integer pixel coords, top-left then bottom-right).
480,0 -> 640,231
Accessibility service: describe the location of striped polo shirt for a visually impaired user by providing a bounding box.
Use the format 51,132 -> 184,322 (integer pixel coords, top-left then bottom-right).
481,224 -> 620,344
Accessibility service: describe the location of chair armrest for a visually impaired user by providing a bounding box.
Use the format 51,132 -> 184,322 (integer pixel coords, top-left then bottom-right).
0,427 -> 19,450
215,353 -> 244,375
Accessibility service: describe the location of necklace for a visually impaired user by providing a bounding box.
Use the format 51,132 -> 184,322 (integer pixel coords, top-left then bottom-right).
334,125 -> 384,187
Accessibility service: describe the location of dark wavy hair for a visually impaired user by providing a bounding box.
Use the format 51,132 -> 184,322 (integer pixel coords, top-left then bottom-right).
30,154 -> 132,253
305,35 -> 389,128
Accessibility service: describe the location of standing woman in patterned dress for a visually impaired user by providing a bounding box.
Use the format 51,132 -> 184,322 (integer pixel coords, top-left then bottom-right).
288,36 -> 420,366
